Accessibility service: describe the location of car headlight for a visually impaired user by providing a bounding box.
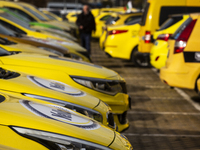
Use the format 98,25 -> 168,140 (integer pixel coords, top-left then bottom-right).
11,126 -> 112,150
71,76 -> 127,95
70,53 -> 83,61
38,47 -> 64,57
23,94 -> 103,123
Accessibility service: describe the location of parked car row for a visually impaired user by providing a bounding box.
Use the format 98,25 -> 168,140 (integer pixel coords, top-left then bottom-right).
0,1 -> 133,150
96,0 -> 200,97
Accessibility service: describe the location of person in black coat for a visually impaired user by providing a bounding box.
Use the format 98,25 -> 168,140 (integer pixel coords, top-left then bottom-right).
76,5 -> 96,55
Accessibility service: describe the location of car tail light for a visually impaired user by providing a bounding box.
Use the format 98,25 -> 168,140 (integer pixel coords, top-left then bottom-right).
144,31 -> 151,43
108,30 -> 128,35
155,56 -> 160,61
174,19 -> 197,54
157,34 -> 172,41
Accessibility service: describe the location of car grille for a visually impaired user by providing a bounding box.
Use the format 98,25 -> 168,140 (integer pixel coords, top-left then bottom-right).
118,111 -> 128,124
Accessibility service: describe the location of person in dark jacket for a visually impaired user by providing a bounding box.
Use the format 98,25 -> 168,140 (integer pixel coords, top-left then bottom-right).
76,5 -> 96,55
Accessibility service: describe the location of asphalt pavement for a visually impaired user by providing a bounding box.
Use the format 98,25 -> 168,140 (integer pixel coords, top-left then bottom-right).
91,41 -> 200,150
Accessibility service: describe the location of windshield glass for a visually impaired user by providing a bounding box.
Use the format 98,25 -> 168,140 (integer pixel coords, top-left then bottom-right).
0,46 -> 11,56
22,5 -> 47,21
44,13 -> 56,20
0,24 -> 16,36
0,12 -> 35,31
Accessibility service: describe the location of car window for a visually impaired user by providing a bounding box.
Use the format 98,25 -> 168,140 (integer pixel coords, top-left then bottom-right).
126,18 -> 141,25
20,5 -> 48,21
0,24 -> 16,36
140,2 -> 150,26
124,16 -> 141,24
0,19 -> 27,35
4,7 -> 36,22
0,46 -> 11,56
105,16 -> 116,25
159,6 -> 200,26
100,15 -> 111,21
171,17 -> 192,40
158,16 -> 183,31
0,12 -> 34,31
44,13 -> 56,20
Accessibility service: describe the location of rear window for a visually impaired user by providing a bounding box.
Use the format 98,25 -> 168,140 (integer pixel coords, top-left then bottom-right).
159,6 -> 200,26
158,16 -> 183,31
124,15 -> 141,24
140,2 -> 150,26
126,18 -> 141,25
171,17 -> 192,40
105,16 -> 116,25
100,15 -> 111,21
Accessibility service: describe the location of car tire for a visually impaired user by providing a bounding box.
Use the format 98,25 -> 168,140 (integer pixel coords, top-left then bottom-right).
131,46 -> 151,68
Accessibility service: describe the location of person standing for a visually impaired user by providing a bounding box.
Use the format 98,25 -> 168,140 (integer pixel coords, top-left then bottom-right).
76,5 -> 96,56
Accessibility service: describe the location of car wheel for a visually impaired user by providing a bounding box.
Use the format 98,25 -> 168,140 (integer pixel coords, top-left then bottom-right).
131,46 -> 151,68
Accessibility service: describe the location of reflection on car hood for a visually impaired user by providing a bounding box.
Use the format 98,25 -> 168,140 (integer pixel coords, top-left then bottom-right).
0,53 -> 120,79
0,94 -> 115,146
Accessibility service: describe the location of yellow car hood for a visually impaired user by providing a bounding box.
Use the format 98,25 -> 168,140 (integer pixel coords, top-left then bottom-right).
0,53 -> 120,79
0,93 -> 115,147
0,43 -> 55,56
0,71 -> 100,109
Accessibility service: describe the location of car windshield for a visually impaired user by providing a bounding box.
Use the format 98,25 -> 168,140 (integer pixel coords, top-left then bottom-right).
0,46 -> 11,56
2,8 -> 31,22
0,12 -> 35,31
43,13 -> 56,20
0,24 -> 16,36
21,5 -> 48,21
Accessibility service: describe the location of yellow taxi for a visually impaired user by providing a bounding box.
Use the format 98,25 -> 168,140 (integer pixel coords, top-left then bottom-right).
0,11 -> 90,62
0,47 -> 130,132
136,0 -> 200,67
92,12 -> 118,38
0,92 -> 133,150
100,12 -> 142,50
104,18 -> 141,60
0,1 -> 71,31
160,13 -> 200,90
91,8 -> 100,17
150,14 -> 189,69
0,67 -> 115,129
66,11 -> 81,23
19,2 -> 77,31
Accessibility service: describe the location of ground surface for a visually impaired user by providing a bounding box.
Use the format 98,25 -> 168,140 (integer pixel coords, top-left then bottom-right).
91,41 -> 200,150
